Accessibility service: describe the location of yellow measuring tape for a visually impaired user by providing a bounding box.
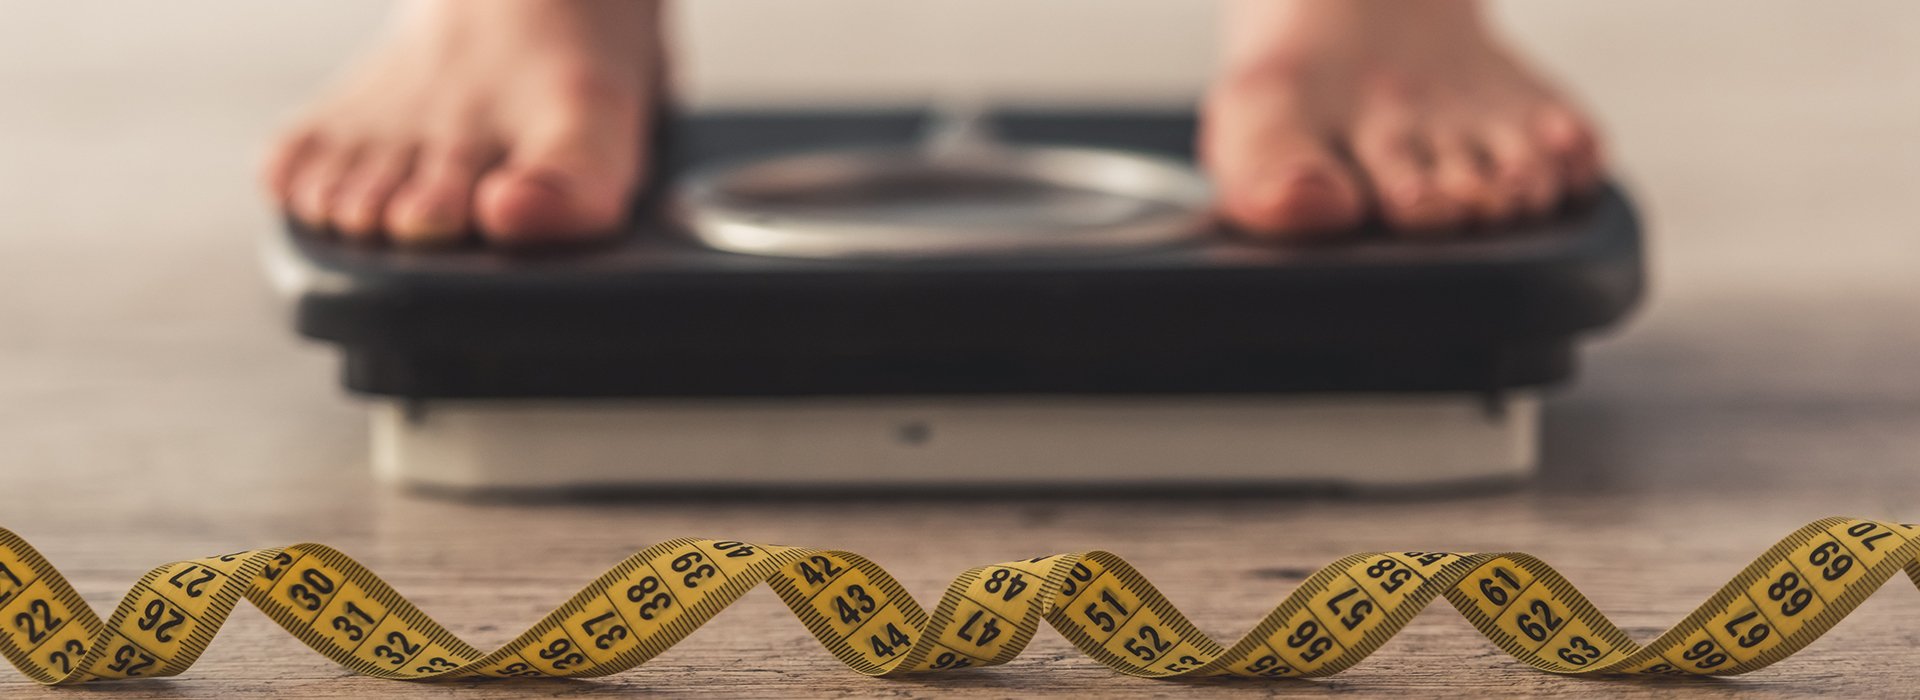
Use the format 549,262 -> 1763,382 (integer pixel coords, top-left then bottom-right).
2,516 -> 1916,684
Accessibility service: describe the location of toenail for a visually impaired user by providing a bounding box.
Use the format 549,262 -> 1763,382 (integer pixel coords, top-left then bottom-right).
1259,172 -> 1321,206
336,212 -> 370,234
293,201 -> 329,229
1268,166 -> 1333,188
1535,110 -> 1595,155
1394,182 -> 1436,208
393,207 -> 462,238
394,225 -> 465,248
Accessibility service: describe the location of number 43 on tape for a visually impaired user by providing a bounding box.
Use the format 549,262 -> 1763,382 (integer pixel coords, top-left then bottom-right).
1,518 -> 1916,684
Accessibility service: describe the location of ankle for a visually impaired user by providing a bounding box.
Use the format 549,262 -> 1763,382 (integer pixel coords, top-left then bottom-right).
1221,0 -> 1492,70
402,0 -> 664,43
1271,0 -> 1485,28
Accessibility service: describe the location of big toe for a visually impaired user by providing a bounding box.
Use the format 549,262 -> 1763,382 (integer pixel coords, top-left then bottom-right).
475,165 -> 632,246
1204,82 -> 1366,240
474,100 -> 647,246
1221,163 -> 1367,239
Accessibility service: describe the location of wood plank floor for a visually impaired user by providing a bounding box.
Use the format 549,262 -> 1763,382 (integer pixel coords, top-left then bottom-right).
3,1 -> 1918,696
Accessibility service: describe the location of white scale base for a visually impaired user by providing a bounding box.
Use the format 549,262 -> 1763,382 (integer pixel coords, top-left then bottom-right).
371,393 -> 1538,493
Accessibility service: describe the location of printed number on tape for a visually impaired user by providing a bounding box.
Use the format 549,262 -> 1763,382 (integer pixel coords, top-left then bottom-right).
1,518 -> 1917,684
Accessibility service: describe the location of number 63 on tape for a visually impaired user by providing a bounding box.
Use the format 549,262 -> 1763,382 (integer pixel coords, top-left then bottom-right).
1,517 -> 1916,684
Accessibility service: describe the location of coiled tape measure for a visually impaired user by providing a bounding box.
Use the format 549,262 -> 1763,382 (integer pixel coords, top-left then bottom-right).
2,516 -> 1916,685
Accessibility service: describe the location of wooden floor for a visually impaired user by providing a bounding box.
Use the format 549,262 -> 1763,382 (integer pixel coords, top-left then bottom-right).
3,2 -> 1919,697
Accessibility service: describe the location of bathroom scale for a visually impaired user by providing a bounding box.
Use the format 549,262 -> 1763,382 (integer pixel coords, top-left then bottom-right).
264,108 -> 1644,493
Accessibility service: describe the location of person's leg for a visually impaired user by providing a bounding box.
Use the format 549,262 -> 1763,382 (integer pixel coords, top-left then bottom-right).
1204,0 -> 1603,239
261,0 -> 664,246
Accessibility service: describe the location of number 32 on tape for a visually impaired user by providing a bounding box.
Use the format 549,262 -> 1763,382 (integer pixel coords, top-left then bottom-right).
1,518 -> 1916,684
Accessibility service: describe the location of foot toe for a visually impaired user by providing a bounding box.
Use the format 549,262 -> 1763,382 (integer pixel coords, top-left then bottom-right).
1478,126 -> 1561,221
1353,127 -> 1466,233
1202,76 -> 1369,240
286,144 -> 362,232
1223,162 -> 1366,239
1533,104 -> 1603,193
474,165 -> 630,245
1428,133 -> 1513,226
261,127 -> 321,204
1377,179 -> 1463,233
385,143 -> 492,247
472,106 -> 644,245
330,146 -> 417,238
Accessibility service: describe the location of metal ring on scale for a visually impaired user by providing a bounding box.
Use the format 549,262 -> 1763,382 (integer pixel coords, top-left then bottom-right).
673,142 -> 1217,260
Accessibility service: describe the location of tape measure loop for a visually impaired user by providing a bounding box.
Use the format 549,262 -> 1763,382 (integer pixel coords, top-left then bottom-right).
1,520 -> 1916,684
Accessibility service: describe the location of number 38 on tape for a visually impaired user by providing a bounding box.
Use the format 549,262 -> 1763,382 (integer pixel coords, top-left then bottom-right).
0,518 -> 1916,685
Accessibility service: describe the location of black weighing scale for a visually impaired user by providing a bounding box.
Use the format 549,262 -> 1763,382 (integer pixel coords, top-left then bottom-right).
265,109 -> 1643,492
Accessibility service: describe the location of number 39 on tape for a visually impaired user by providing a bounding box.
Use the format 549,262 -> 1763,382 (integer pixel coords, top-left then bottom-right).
1,518 -> 1916,685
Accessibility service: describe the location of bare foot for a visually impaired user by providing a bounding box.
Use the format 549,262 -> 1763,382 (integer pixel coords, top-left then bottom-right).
262,0 -> 663,247
1203,0 -> 1604,239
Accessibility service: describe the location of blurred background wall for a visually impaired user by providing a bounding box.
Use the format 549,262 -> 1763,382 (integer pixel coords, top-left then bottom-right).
1,0 -> 1914,287
0,0 -> 1915,411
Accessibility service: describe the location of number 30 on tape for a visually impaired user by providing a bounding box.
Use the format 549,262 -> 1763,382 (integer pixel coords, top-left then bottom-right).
1,517 -> 1916,684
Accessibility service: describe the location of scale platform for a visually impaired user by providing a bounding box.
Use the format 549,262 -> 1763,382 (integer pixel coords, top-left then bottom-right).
266,109 -> 1643,494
